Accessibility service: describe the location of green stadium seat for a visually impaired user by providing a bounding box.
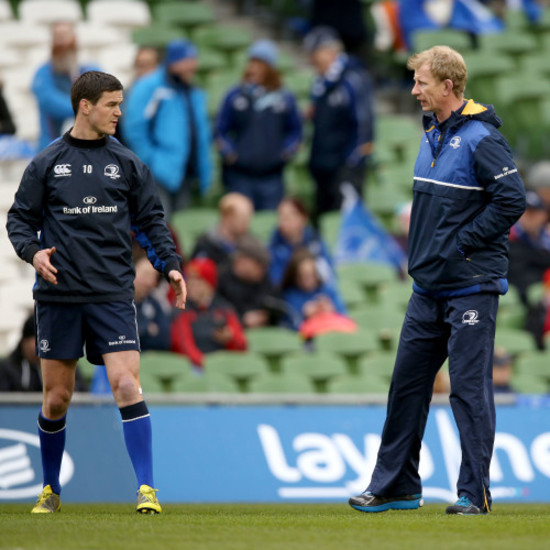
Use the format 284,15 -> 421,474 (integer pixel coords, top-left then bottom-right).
494,328 -> 537,356
480,30 -> 537,65
319,211 -> 341,251
132,24 -> 185,48
340,281 -> 368,310
411,29 -> 473,54
154,1 -> 215,34
203,351 -> 269,391
77,356 -> 98,384
511,373 -> 548,394
250,210 -> 278,244
462,52 -> 514,105
196,48 -> 227,86
376,280 -> 412,312
337,262 -> 399,300
514,353 -> 550,378
315,329 -> 379,373
248,372 -> 316,393
206,70 -> 240,117
328,373 -> 390,394
169,207 -> 218,253
245,327 -> 304,371
357,352 -> 396,379
497,308 -> 526,330
139,351 -> 193,381
172,372 -> 240,393
193,25 -> 253,65
285,69 -> 315,99
139,371 -> 167,393
351,305 -> 404,349
280,351 -> 347,391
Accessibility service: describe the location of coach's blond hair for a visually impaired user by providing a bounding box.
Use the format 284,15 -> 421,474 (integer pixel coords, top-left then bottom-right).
407,46 -> 467,98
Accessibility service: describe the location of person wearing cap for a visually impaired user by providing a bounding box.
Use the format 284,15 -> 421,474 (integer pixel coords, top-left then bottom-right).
214,39 -> 302,211
171,258 -> 247,367
303,26 -> 375,222
508,190 -> 550,304
0,314 -> 87,392
123,39 -> 212,218
32,22 -> 99,151
217,234 -> 284,328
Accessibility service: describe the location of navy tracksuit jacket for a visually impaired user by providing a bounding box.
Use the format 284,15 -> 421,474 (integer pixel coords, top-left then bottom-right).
367,100 -> 526,509
7,132 -> 182,304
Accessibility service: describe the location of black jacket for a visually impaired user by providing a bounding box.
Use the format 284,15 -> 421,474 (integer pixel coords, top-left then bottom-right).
7,132 -> 182,303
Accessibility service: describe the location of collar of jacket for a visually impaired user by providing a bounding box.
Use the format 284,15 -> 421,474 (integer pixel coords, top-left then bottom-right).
422,98 -> 499,133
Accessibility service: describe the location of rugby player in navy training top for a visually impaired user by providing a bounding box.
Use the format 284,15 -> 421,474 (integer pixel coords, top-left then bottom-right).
7,71 -> 186,514
348,47 -> 526,516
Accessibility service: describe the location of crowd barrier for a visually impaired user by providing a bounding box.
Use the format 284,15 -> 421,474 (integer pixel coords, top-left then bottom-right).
1,394 -> 549,503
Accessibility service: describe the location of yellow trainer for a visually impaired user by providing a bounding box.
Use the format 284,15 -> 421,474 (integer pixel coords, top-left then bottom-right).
31,485 -> 61,514
136,485 -> 162,514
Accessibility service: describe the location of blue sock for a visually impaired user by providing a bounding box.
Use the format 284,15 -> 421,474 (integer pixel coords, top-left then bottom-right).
120,401 -> 154,489
37,412 -> 66,495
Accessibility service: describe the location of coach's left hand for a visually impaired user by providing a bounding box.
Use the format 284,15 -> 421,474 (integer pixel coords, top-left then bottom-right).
169,270 -> 187,310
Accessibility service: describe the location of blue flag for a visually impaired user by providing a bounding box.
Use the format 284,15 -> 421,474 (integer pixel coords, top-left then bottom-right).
335,185 -> 407,271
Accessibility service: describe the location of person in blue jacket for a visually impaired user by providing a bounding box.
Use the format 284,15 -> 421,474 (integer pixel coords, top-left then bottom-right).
32,22 -> 98,151
349,46 -> 526,516
304,26 -> 375,223
268,196 -> 337,289
123,39 -> 212,218
280,248 -> 346,331
215,39 -> 302,211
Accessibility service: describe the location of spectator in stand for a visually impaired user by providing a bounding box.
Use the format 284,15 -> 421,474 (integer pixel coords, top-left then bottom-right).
525,267 -> 550,351
304,26 -> 375,222
133,255 -> 172,352
115,46 -> 160,144
526,160 -> 550,214
123,39 -> 212,218
268,196 -> 337,289
218,235 -> 284,328
134,47 -> 160,80
171,258 -> 247,367
492,347 -> 515,394
191,192 -> 254,270
0,82 -> 16,135
508,190 -> 550,304
32,22 -> 98,151
280,248 -> 348,332
0,315 -> 87,392
215,39 -> 302,210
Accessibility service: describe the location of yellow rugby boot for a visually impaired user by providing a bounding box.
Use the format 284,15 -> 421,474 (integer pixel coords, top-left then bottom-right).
31,485 -> 61,514
136,484 -> 162,514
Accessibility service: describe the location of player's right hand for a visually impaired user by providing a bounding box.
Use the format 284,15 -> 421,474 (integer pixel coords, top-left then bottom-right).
33,246 -> 58,285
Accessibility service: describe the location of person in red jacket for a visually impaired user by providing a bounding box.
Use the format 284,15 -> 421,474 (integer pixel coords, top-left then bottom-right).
171,258 -> 247,367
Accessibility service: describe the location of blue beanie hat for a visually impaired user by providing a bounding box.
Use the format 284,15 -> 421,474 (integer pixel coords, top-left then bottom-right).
165,39 -> 198,65
247,39 -> 278,67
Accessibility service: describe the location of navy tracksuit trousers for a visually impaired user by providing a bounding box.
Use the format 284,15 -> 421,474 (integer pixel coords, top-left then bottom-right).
367,291 -> 499,510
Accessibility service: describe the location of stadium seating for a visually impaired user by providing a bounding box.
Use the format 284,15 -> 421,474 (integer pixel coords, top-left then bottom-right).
86,0 -> 151,31
140,350 -> 194,380
248,372 -> 315,393
280,351 -> 348,392
169,207 -> 218,253
203,350 -> 270,391
153,1 -> 215,35
245,327 -> 303,371
328,373 -> 390,394
315,330 -> 379,373
172,372 -> 240,393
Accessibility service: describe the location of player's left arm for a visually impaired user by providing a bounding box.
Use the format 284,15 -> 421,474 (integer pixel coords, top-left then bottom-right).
456,132 -> 526,255
129,159 -> 184,280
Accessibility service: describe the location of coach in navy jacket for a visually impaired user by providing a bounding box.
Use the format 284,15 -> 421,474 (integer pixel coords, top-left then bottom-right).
349,46 -> 525,516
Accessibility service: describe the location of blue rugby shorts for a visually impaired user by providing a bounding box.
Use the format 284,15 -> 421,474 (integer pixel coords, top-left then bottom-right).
35,300 -> 140,365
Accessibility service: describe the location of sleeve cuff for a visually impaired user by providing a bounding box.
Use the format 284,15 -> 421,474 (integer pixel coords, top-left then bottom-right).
23,244 -> 40,265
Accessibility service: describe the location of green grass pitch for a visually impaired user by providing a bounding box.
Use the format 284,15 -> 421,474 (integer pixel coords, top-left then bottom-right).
1,503 -> 549,550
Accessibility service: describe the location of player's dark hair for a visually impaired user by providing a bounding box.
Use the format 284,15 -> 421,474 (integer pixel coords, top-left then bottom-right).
70,71 -> 123,115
